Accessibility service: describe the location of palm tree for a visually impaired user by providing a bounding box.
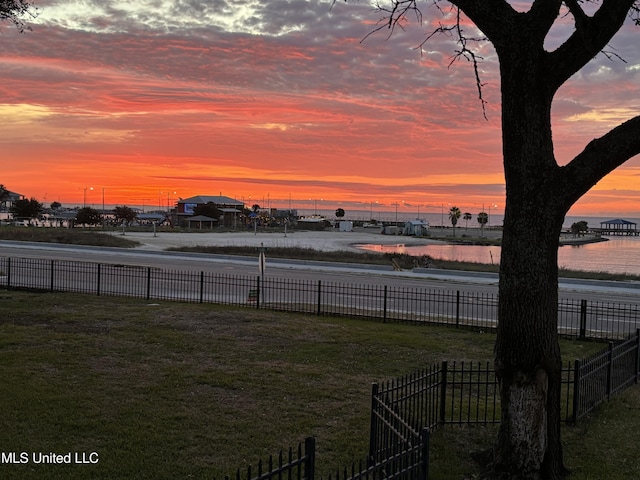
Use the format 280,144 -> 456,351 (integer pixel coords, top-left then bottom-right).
463,212 -> 472,232
449,206 -> 461,237
477,211 -> 488,237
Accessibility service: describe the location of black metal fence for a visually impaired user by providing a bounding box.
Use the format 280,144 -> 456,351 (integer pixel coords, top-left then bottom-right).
368,331 -> 640,466
1,256 -> 639,341
217,433 -> 429,480
213,333 -> 640,480
573,333 -> 640,421
223,437 -> 314,480
3,255 -> 640,478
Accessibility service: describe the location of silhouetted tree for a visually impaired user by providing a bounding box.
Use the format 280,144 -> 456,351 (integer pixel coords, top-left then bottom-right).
449,206 -> 461,237
570,221 -> 589,237
113,206 -> 137,225
75,207 -> 102,227
9,197 -> 42,224
193,202 -> 221,220
351,2 -> 640,477
477,211 -> 488,238
335,208 -> 345,219
463,212 -> 472,232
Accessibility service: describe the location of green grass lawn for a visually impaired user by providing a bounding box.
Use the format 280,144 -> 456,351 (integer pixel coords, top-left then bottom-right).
1,290 -> 636,479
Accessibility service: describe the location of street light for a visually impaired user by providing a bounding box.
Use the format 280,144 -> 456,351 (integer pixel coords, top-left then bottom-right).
161,190 -> 176,213
102,188 -> 105,228
83,186 -> 93,208
488,204 -> 498,228
313,198 -> 323,216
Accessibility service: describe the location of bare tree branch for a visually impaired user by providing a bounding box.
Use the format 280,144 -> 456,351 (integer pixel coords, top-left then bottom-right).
0,0 -> 37,33
546,0 -> 637,92
560,115 -> 640,206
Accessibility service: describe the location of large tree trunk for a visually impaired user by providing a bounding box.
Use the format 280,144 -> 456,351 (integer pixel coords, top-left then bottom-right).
493,200 -> 567,479
490,44 -> 570,480
443,3 -> 640,478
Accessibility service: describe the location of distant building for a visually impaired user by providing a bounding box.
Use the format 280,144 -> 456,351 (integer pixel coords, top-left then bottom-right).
403,220 -> 430,236
271,208 -> 297,219
296,216 -> 329,231
137,213 -> 167,225
599,219 -> 638,236
0,189 -> 24,211
339,221 -> 353,232
186,215 -> 218,230
176,195 -> 244,228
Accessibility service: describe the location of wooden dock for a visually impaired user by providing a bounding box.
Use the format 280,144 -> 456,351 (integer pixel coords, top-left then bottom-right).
595,218 -> 639,236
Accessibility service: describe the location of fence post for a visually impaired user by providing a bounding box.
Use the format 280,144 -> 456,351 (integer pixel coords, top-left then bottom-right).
146,267 -> 151,300
607,342 -> 614,400
572,359 -> 581,424
636,329 -> 640,384
579,299 -> 587,339
419,428 -> 430,480
383,285 -> 387,323
256,276 -> 261,309
439,361 -> 448,426
6,257 -> 10,288
368,383 -> 379,466
199,271 -> 204,304
96,263 -> 101,296
316,280 -> 322,316
50,259 -> 55,291
455,291 -> 460,328
304,437 -> 315,480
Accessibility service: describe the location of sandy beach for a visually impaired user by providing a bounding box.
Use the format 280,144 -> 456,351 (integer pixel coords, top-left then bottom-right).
115,227 -> 451,252
112,226 -> 601,254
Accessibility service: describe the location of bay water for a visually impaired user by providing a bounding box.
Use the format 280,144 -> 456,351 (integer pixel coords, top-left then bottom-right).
359,236 -> 640,276
355,215 -> 640,276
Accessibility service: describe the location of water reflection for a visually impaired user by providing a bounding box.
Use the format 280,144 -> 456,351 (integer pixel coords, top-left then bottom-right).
357,237 -> 640,276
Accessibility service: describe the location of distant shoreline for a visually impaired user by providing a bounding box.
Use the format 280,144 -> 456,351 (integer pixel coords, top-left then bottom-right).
559,234 -> 608,246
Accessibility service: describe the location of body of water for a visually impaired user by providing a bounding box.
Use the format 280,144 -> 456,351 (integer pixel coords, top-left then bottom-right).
358,236 -> 640,276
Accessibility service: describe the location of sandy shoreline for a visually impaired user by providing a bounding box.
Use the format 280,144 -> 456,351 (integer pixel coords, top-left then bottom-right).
112,227 -> 601,253
113,228 -> 448,252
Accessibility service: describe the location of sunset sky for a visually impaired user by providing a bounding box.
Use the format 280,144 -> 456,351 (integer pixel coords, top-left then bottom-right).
1,1 -> 639,217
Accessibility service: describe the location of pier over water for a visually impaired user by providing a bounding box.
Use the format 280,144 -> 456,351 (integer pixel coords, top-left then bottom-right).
596,219 -> 639,236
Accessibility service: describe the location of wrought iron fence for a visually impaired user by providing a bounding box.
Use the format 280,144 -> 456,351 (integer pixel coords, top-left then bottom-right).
573,333 -> 640,421
221,437 -> 315,480
216,432 -> 429,480
369,331 -> 640,464
1,256 -> 639,340
3,255 -> 639,478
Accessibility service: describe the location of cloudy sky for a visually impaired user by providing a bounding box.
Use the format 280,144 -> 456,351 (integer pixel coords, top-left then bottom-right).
1,0 -> 639,216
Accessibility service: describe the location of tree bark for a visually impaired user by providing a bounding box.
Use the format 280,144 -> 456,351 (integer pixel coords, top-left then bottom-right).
490,36 -> 570,480
493,198 -> 567,479
445,2 -> 640,478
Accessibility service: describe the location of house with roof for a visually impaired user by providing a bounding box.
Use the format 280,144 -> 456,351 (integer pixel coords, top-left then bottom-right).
403,219 -> 430,236
176,195 -> 244,228
0,188 -> 24,211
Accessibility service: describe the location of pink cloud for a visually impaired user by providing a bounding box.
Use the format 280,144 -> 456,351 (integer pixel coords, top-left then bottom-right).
0,2 -> 637,216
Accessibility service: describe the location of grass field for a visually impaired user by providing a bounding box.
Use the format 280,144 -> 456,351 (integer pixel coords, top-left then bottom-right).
1,290 -> 639,479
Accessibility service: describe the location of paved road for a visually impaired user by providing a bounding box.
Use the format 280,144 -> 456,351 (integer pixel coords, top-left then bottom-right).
1,240 -> 639,303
